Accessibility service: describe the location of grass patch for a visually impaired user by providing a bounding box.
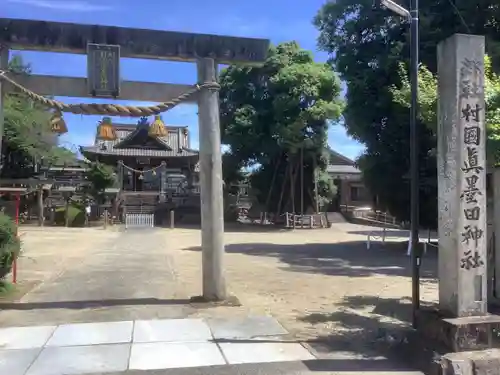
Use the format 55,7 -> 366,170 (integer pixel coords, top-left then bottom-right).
0,280 -> 15,297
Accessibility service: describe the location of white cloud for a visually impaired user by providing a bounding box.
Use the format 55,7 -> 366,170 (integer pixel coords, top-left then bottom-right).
6,0 -> 113,11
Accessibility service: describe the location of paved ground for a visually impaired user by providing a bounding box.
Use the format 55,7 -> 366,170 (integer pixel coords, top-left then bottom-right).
0,223 -> 432,374
0,228 -> 192,325
1,317 -> 320,375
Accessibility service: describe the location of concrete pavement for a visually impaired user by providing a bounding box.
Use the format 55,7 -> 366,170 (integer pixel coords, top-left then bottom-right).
0,227 -> 426,374
0,317 -> 423,375
0,229 -> 192,326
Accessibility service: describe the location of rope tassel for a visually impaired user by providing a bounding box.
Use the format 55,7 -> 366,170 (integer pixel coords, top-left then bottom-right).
50,110 -> 68,135
97,117 -> 117,141
149,115 -> 167,137
0,70 -> 219,117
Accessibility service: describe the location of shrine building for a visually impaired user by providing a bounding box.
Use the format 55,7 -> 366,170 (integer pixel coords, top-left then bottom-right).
79,116 -> 202,224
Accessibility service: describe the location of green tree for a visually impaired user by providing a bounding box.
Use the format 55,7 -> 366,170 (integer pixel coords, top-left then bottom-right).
2,54 -> 77,178
219,42 -> 343,213
314,0 -> 500,228
390,55 -> 500,162
84,162 -> 116,204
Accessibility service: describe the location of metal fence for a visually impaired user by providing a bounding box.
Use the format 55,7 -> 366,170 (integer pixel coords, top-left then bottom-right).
124,213 -> 155,229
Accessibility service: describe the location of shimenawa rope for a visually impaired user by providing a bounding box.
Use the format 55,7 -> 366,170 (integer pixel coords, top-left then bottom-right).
0,70 -> 220,117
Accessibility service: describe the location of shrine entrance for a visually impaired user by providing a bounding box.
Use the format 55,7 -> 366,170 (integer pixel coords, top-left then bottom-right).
0,18 -> 269,301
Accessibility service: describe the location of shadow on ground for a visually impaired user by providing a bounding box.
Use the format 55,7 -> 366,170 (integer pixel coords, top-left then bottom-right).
300,295 -> 438,373
184,241 -> 437,279
0,297 -> 192,310
348,229 -> 411,237
157,222 -> 292,233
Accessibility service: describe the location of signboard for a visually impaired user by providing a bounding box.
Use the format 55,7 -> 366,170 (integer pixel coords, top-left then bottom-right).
87,43 -> 120,97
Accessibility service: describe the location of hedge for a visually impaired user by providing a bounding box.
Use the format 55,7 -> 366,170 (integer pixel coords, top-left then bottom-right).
0,212 -> 21,279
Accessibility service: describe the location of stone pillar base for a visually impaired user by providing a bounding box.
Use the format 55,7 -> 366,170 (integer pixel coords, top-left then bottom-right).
441,349 -> 500,375
416,308 -> 500,352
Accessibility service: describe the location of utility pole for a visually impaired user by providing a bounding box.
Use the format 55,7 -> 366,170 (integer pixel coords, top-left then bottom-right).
374,0 -> 420,328
409,0 -> 420,330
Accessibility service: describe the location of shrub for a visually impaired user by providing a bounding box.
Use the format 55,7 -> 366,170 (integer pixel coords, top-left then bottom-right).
54,204 -> 86,227
0,212 -> 21,279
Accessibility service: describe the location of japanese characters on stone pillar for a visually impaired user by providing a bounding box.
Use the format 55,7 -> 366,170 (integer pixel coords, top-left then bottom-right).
438,34 -> 487,317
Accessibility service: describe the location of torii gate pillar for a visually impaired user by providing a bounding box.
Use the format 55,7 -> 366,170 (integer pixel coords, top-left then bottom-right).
197,58 -> 226,301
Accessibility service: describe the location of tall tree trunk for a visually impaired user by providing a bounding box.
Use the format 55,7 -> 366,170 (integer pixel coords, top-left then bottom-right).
307,188 -> 316,213
313,154 -> 319,213
263,153 -> 282,218
287,156 -> 301,214
275,162 -> 289,218
289,156 -> 296,214
300,145 -> 304,216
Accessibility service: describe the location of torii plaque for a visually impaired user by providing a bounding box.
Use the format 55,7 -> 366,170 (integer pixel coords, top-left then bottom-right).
87,43 -> 120,98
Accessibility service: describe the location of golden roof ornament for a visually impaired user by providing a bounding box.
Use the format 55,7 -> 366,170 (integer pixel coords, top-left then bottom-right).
50,110 -> 68,135
148,115 -> 167,137
97,117 -> 117,141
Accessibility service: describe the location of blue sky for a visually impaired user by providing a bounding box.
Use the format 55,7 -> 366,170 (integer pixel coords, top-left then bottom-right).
3,0 -> 364,159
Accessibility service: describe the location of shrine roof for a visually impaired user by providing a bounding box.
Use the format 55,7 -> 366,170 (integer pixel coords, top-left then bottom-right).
80,145 -> 199,158
80,123 -> 199,158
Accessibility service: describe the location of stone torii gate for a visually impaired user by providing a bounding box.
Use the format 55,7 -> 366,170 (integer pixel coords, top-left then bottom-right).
0,18 -> 270,301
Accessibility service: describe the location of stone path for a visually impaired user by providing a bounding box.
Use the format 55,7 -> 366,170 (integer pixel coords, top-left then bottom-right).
0,229 -> 192,326
0,317 -> 315,375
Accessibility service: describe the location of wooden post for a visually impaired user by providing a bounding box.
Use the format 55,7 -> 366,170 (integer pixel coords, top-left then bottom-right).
49,207 -> 55,225
103,208 -> 108,229
197,57 -> 227,301
37,185 -> 44,226
117,160 -> 124,190
64,198 -> 70,228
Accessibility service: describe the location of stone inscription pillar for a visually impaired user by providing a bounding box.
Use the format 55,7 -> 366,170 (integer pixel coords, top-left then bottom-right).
0,46 -> 9,164
437,34 -> 487,317
494,168 -> 500,299
196,57 -> 227,301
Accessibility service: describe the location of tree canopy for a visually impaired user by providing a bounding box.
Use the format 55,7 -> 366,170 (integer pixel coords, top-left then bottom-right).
2,55 -> 77,178
390,55 -> 500,162
314,0 -> 500,228
219,42 -> 344,214
83,161 -> 116,204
